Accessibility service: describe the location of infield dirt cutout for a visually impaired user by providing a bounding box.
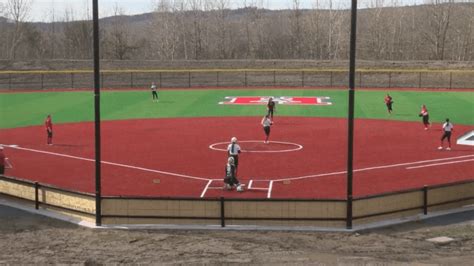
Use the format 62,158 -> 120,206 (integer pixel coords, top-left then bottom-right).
1,117 -> 473,199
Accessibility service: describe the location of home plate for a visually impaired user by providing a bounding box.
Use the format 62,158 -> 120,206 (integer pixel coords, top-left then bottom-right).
426,236 -> 455,244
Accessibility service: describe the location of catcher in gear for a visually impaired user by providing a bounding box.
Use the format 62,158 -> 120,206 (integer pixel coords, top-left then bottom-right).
224,157 -> 243,192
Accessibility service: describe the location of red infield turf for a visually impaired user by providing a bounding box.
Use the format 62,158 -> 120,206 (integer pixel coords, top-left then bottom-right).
1,117 -> 473,199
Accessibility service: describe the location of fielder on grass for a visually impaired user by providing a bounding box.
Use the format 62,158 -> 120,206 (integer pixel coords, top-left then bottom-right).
267,97 -> 276,123
151,82 -> 159,102
384,94 -> 393,114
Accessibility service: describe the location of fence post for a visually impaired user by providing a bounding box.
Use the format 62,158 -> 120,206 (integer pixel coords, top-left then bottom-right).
101,72 -> 104,89
273,71 -> 276,87
159,72 -> 162,88
216,71 -> 219,87
71,73 -> 74,89
41,74 -> 44,90
423,186 -> 428,215
449,72 -> 452,89
347,196 -> 353,229
188,72 -> 191,88
388,72 -> 391,88
34,182 -> 39,210
130,72 -> 134,88
418,72 -> 422,88
220,197 -> 225,227
244,71 -> 247,87
301,71 -> 305,87
330,71 -> 333,87
359,72 -> 362,88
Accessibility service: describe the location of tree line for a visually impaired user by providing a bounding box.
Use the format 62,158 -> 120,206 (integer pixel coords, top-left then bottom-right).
0,0 -> 473,62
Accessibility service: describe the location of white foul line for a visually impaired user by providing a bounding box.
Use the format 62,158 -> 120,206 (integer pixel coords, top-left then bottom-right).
200,180 -> 214,198
273,154 -> 474,182
5,144 -> 474,198
406,159 -> 474,170
8,145 -> 211,182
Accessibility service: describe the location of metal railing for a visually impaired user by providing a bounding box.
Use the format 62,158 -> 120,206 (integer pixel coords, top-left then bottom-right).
0,175 -> 472,229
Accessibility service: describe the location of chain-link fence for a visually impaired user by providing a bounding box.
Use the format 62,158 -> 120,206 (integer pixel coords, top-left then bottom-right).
0,69 -> 472,90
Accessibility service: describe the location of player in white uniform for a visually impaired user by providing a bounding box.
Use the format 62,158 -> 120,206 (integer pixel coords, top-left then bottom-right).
227,137 -> 241,173
151,82 -> 158,102
261,115 -> 272,144
439,118 -> 454,150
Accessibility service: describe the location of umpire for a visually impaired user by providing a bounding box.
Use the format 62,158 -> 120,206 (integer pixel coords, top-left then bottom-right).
227,137 -> 241,172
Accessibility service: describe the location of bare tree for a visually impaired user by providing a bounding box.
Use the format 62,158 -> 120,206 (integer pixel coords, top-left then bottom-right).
6,0 -> 32,59
188,0 -> 206,59
421,0 -> 454,60
62,7 -> 93,59
449,2 -> 473,60
290,0 -> 303,58
105,4 -> 139,60
149,0 -> 182,60
327,0 -> 346,60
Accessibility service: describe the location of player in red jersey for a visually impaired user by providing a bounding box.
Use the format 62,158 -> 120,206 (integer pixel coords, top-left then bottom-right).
384,94 -> 393,114
0,146 -> 5,175
0,146 -> 13,175
419,105 -> 430,130
267,97 -> 276,123
45,114 -> 53,145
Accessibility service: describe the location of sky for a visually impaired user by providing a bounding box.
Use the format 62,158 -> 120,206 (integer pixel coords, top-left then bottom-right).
0,0 -> 446,22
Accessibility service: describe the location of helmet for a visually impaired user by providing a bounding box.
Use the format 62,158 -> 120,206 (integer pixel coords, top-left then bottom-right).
231,137 -> 237,143
228,157 -> 235,165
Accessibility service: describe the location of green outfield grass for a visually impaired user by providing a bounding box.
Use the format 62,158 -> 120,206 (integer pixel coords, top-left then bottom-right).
0,89 -> 473,128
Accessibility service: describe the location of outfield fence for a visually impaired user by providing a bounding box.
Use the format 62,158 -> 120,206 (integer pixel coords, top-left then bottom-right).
0,68 -> 473,90
1,175 -> 472,229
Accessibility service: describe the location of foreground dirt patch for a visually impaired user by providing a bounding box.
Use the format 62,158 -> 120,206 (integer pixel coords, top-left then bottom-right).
0,204 -> 472,264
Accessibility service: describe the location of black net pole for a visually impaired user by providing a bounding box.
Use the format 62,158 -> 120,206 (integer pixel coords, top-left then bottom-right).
92,0 -> 102,226
346,0 -> 358,230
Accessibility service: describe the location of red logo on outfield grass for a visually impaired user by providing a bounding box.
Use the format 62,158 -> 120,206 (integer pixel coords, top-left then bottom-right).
219,96 -> 332,105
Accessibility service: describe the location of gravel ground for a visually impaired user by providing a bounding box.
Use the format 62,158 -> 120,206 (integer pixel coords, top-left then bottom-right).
0,203 -> 473,265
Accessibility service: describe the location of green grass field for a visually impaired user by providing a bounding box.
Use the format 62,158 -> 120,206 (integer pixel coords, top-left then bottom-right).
1,89 -> 473,129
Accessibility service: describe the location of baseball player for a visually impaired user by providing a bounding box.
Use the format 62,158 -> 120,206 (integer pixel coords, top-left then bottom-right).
227,137 -> 241,173
0,146 -> 5,175
419,105 -> 430,130
261,114 -> 272,144
384,94 -> 393,114
0,146 -> 12,175
267,97 -> 276,123
224,157 -> 243,192
439,118 -> 454,150
151,82 -> 158,102
45,114 -> 53,145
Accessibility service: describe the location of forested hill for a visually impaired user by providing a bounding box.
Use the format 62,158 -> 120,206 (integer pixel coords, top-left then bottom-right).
0,3 -> 472,62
